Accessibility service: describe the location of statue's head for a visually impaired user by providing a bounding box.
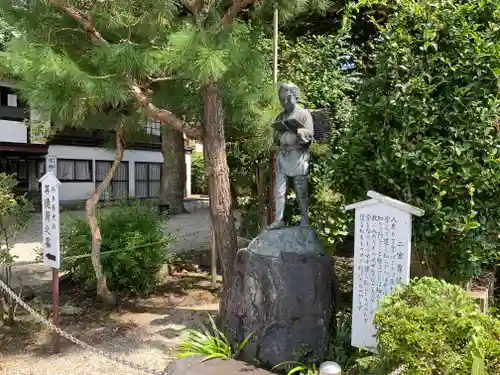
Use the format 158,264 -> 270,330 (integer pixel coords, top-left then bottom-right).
278,83 -> 300,113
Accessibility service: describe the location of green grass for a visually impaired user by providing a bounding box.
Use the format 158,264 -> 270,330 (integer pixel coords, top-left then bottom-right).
176,313 -> 253,361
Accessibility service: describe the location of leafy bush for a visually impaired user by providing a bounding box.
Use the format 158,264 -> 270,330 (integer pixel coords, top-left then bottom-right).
370,277 -> 500,375
191,151 -> 207,195
61,201 -> 174,295
0,173 -> 32,323
332,0 -> 500,281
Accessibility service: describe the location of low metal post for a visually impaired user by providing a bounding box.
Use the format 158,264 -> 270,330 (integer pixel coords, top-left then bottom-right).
319,361 -> 342,375
211,230 -> 217,289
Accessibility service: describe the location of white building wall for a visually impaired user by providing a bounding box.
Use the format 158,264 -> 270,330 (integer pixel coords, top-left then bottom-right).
0,78 -> 193,203
0,79 -> 49,144
0,120 -> 28,143
185,151 -> 192,196
47,145 -> 165,202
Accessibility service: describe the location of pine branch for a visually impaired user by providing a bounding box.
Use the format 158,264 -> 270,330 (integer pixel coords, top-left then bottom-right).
46,0 -> 203,140
147,75 -> 178,83
131,86 -> 201,139
221,0 -> 258,25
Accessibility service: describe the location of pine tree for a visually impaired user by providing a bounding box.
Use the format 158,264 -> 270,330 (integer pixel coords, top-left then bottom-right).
0,0 -> 333,316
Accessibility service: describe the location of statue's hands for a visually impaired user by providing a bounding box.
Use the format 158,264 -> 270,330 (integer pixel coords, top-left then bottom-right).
297,128 -> 313,144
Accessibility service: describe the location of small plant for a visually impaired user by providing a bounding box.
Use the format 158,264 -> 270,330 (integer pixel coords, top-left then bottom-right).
273,361 -> 319,375
328,312 -> 370,371
177,313 -> 253,361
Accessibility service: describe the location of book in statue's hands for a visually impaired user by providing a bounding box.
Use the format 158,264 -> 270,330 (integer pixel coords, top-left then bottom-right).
272,118 -> 306,133
272,120 -> 290,133
283,118 -> 305,131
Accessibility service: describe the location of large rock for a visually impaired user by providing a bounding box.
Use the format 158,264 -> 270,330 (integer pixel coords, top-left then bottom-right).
166,356 -> 273,375
222,226 -> 334,368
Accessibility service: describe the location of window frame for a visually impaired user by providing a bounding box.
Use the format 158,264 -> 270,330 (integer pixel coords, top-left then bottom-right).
134,162 -> 162,199
95,160 -> 130,200
0,86 -> 29,121
4,159 -> 29,182
56,158 -> 93,182
145,118 -> 161,136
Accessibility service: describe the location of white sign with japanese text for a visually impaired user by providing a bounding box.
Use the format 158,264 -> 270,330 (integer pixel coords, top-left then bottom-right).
45,155 -> 57,175
344,191 -> 424,352
39,172 -> 61,269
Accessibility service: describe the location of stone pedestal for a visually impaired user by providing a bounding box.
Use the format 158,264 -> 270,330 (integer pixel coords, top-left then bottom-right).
166,356 -> 273,375
223,227 -> 334,368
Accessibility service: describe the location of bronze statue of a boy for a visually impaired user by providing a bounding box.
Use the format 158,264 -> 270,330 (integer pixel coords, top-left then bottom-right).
268,83 -> 314,229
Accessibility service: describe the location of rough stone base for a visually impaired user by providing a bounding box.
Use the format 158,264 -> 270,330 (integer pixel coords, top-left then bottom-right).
222,227 -> 334,368
166,356 -> 273,375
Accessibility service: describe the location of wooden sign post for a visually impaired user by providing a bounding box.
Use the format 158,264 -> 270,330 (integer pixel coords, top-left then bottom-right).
344,191 -> 424,352
39,167 -> 61,354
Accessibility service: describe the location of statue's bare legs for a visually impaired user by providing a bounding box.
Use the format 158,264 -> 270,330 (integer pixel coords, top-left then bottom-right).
268,172 -> 288,229
268,173 -> 309,230
293,175 -> 309,227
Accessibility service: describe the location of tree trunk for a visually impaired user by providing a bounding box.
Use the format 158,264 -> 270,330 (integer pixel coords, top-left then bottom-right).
85,126 -> 125,305
202,82 -> 238,320
160,126 -> 188,214
256,163 -> 268,232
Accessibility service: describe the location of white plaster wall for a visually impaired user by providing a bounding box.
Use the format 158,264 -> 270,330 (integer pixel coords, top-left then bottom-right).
0,119 -> 28,143
47,145 -> 164,202
0,79 -> 16,88
185,152 -> 192,196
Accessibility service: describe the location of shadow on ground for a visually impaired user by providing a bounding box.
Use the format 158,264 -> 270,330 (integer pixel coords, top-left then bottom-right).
1,273 -> 219,359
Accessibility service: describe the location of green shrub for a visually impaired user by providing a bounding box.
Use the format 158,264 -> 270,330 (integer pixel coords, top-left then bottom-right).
336,0 -> 500,282
61,201 -> 175,295
191,152 -> 207,195
372,277 -> 500,375
0,173 -> 32,323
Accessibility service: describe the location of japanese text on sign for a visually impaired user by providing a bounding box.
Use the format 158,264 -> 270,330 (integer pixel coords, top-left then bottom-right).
40,173 -> 61,269
351,203 -> 412,351
46,156 -> 57,175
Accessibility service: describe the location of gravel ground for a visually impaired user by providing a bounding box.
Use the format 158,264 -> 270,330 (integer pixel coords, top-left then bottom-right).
2,199 -> 230,375
1,347 -> 168,375
1,278 -> 219,375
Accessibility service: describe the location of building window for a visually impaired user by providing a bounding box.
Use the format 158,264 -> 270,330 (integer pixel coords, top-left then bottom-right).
4,159 -> 28,181
0,86 -> 27,121
135,162 -> 161,198
57,159 -> 92,181
95,161 -> 129,200
37,160 -> 45,179
145,118 -> 161,136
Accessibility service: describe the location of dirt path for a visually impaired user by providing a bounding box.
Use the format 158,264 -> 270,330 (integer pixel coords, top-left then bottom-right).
11,201 -> 212,264
0,274 -> 219,375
